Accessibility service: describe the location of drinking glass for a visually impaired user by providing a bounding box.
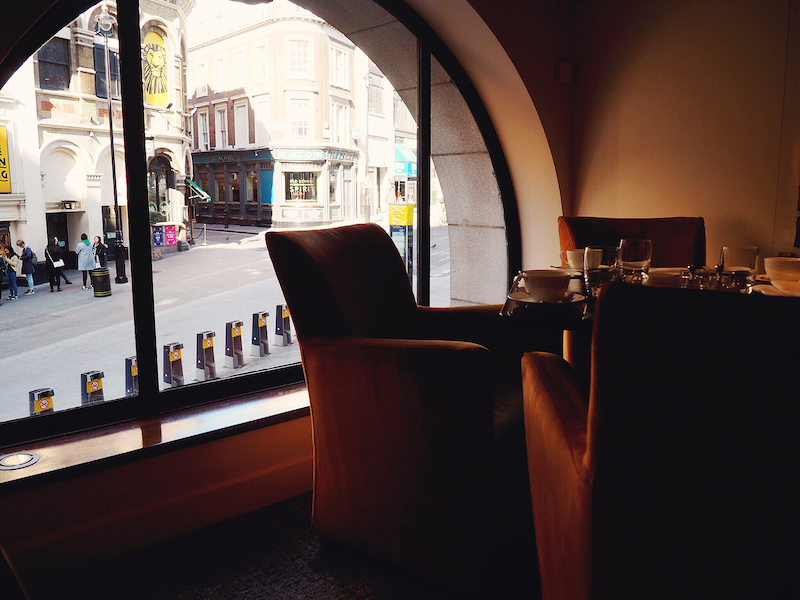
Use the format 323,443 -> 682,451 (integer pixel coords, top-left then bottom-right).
719,246 -> 758,278
617,238 -> 652,283
583,245 -> 617,298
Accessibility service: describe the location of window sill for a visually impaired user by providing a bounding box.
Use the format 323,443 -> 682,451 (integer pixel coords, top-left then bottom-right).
0,382 -> 310,495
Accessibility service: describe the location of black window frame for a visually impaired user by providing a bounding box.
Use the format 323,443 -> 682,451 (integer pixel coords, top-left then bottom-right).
93,29 -> 121,100
0,0 -> 519,449
37,36 -> 71,91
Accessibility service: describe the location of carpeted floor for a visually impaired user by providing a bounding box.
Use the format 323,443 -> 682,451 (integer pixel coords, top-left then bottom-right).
34,492 -> 537,599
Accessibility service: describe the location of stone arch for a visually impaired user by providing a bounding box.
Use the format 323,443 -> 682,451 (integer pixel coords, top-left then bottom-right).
293,0 -> 559,302
40,139 -> 93,203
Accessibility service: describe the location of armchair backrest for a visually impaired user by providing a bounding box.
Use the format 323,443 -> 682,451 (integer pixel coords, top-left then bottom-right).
266,224 -> 420,340
558,216 -> 706,267
586,281 -> 799,597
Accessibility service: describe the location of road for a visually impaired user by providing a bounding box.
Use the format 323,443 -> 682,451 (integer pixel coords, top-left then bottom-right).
0,221 -> 451,422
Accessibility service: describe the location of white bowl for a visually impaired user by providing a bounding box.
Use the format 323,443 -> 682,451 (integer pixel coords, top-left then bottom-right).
764,257 -> 800,282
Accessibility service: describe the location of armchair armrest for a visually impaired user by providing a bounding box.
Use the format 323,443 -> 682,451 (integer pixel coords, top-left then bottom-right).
299,336 -> 496,590
522,352 -> 592,600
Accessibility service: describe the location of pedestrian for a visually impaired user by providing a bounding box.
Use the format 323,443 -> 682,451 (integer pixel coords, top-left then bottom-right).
15,239 -> 36,295
3,244 -> 19,300
76,233 -> 94,290
92,235 -> 108,267
53,237 -> 73,285
45,236 -> 65,292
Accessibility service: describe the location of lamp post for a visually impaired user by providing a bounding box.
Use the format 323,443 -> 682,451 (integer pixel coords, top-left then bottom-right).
97,4 -> 128,283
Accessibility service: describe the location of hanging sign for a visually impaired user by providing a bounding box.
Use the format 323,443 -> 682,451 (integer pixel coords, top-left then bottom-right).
0,126 -> 10,193
143,32 -> 168,106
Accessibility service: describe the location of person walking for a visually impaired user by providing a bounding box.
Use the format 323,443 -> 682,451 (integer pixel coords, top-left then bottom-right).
76,233 -> 94,290
16,239 -> 36,295
45,237 -> 64,292
3,244 -> 19,300
92,236 -> 108,268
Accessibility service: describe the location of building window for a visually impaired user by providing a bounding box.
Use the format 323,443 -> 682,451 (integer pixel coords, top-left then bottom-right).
215,104 -> 227,148
254,45 -> 267,83
367,71 -> 384,116
285,172 -> 316,201
234,99 -> 249,148
288,97 -> 311,139
38,36 -> 71,91
197,109 -> 209,150
287,39 -> 312,79
196,61 -> 208,96
330,98 -> 348,145
330,45 -> 349,89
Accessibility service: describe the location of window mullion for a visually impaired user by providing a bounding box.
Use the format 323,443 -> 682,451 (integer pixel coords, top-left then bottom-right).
416,39 -> 431,306
118,0 -> 160,406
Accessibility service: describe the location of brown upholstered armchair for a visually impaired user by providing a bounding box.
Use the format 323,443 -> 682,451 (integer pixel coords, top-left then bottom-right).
266,223 -> 561,594
558,216 -> 706,268
522,281 -> 800,600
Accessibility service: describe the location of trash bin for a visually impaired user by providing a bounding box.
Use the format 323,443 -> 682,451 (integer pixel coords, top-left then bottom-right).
90,267 -> 112,297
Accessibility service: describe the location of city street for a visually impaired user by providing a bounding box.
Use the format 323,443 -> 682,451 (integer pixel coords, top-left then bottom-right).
0,217 -> 450,423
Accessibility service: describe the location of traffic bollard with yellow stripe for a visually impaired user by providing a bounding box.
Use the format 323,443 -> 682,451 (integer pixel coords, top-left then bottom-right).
196,331 -> 217,381
225,320 -> 245,368
163,342 -> 185,387
251,311 -> 270,357
125,356 -> 139,397
29,388 -> 55,416
81,371 -> 105,405
275,304 -> 293,346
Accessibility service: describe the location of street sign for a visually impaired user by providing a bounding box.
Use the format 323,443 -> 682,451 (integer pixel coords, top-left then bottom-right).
362,176 -> 374,189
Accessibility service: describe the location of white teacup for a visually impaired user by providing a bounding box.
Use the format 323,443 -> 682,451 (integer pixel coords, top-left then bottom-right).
560,249 -> 585,270
513,269 -> 571,303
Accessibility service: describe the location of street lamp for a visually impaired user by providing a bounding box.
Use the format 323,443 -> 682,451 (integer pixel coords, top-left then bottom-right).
96,3 -> 128,283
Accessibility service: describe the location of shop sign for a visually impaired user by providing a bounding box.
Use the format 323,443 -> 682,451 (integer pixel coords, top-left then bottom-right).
0,126 -> 10,193
273,148 -> 356,162
164,224 -> 177,246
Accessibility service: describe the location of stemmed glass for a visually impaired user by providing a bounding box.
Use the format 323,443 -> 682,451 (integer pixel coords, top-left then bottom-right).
583,245 -> 617,298
617,238 -> 652,283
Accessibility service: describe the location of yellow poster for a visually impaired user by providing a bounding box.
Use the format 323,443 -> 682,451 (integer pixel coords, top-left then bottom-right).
390,203 -> 414,226
0,126 -> 10,193
143,32 -> 168,106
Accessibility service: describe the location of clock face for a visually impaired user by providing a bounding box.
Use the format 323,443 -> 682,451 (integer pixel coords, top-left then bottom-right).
144,32 -> 168,106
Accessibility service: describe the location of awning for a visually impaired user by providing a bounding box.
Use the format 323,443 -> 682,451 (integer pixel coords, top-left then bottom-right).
394,144 -> 417,178
185,176 -> 211,203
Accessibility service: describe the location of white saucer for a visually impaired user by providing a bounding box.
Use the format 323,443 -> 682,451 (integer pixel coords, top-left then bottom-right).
508,291 -> 586,304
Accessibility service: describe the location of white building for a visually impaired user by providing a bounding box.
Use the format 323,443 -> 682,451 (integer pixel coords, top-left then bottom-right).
186,0 -> 410,228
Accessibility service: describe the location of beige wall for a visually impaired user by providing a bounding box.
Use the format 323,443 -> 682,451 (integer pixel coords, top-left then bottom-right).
572,0 -> 795,267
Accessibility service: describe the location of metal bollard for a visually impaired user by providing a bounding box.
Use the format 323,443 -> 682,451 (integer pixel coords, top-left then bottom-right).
125,356 -> 139,397
251,311 -> 270,357
196,331 -> 217,381
163,342 -> 185,387
29,387 -> 55,416
275,304 -> 293,346
81,371 -> 105,405
225,320 -> 245,368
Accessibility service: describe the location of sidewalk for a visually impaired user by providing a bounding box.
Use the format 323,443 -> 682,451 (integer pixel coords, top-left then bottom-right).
0,228 -> 301,422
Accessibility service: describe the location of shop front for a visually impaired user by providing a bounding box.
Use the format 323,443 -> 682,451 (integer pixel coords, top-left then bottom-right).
271,148 -> 357,227
191,149 -> 274,227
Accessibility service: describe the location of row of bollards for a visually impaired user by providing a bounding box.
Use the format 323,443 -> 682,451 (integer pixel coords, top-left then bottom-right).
27,306 -> 293,415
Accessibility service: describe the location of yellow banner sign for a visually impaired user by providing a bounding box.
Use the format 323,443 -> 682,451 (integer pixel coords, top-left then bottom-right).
0,126 -> 10,193
143,32 -> 168,107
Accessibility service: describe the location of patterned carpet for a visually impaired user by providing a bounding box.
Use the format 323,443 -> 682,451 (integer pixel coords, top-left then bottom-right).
34,492 -> 536,599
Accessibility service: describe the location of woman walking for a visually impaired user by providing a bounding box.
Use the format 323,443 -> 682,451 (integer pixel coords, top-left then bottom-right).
15,239 -> 36,295
92,236 -> 108,268
45,237 -> 64,292
3,244 -> 19,300
76,233 -> 94,290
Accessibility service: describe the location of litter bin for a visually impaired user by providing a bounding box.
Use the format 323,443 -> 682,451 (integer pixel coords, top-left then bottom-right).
90,267 -> 111,297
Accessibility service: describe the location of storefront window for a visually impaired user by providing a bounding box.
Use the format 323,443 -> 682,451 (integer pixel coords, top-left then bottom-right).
285,172 -> 316,201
